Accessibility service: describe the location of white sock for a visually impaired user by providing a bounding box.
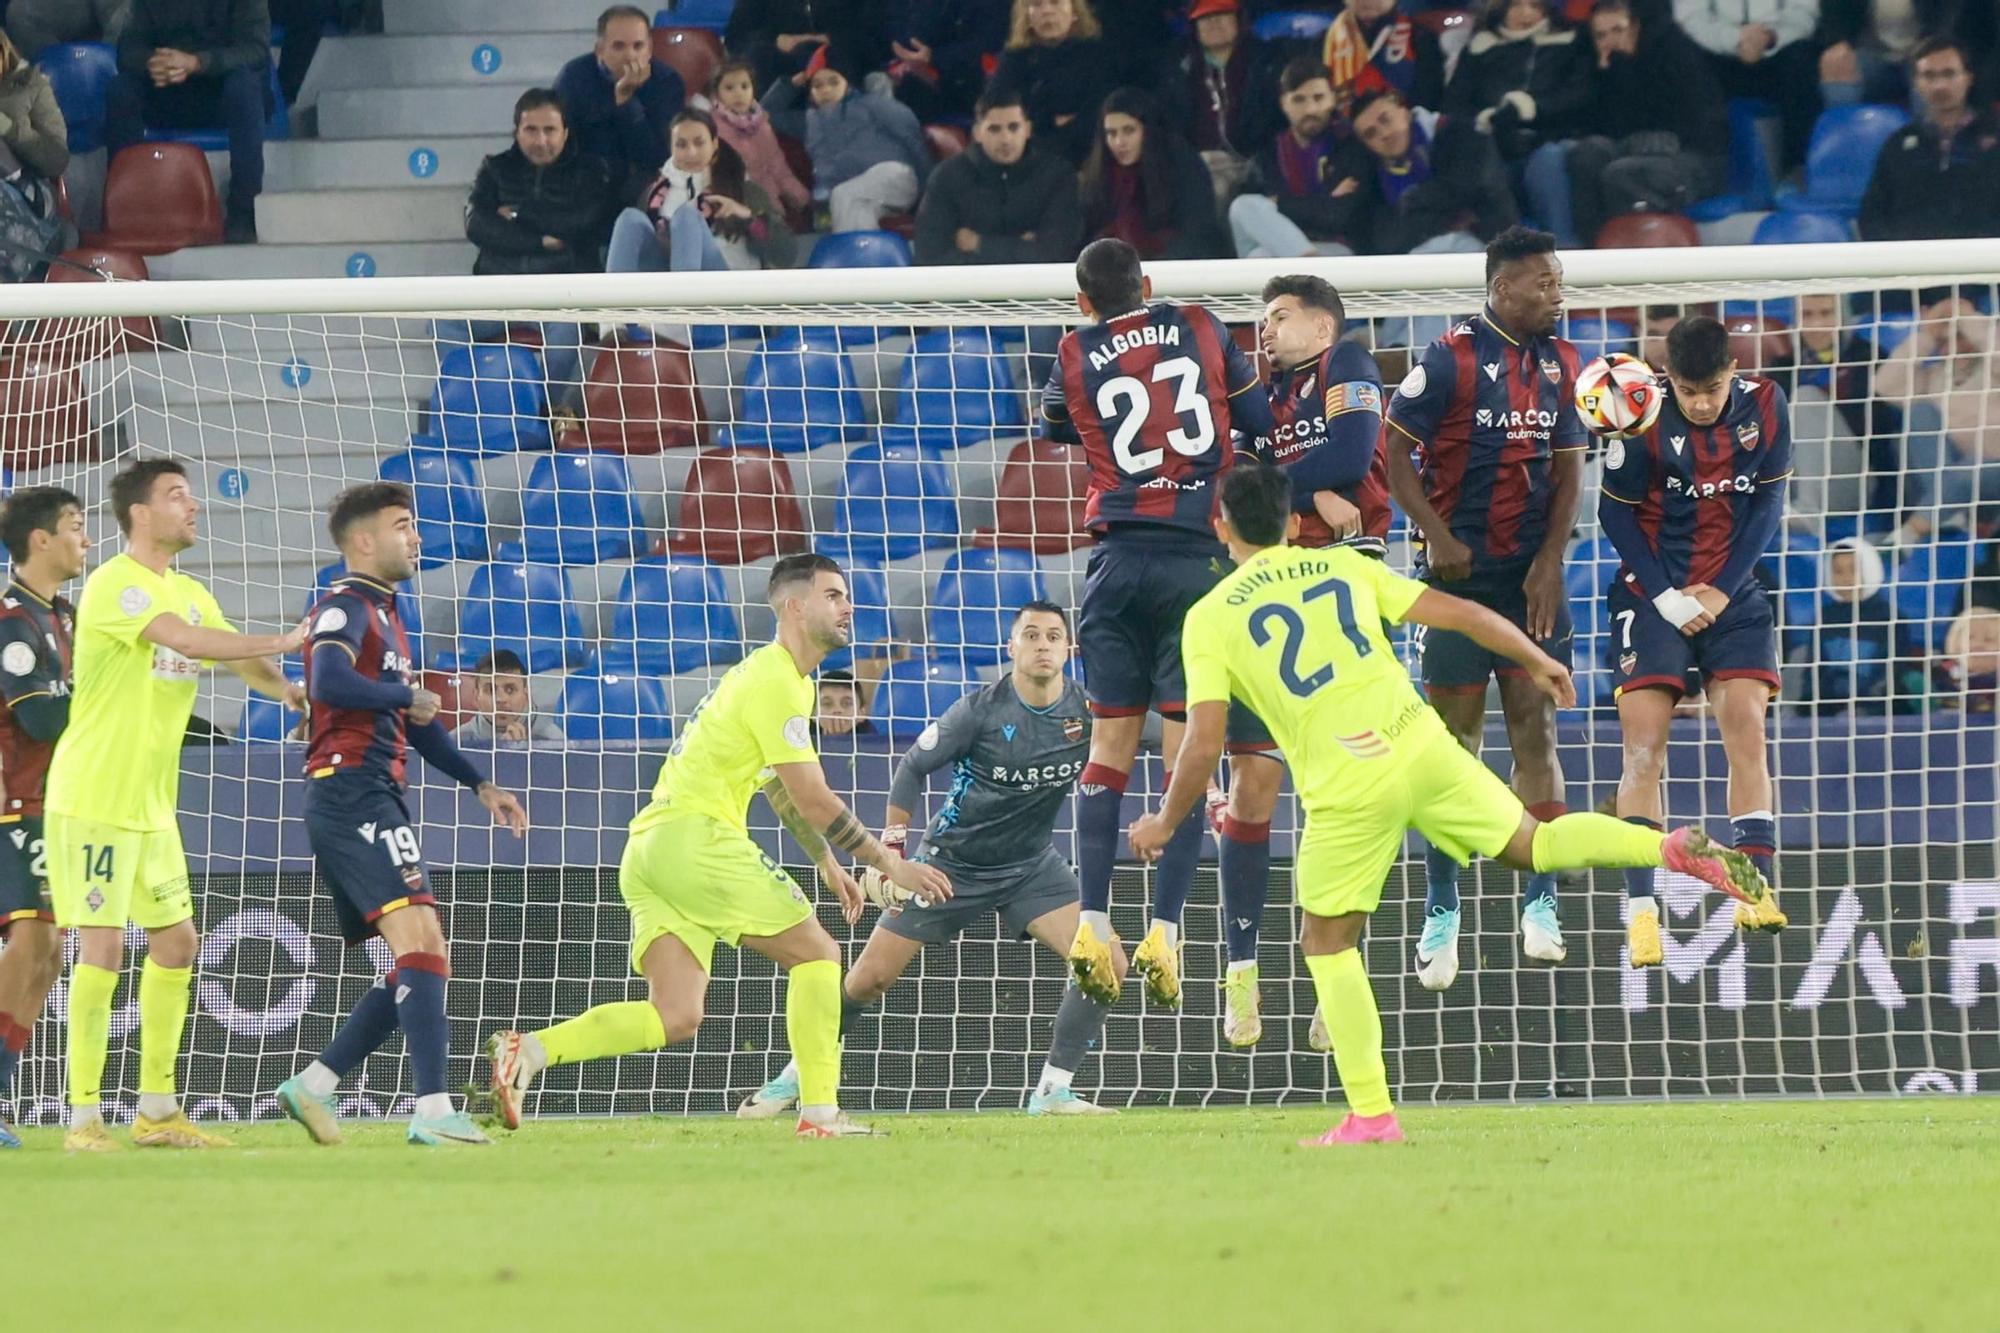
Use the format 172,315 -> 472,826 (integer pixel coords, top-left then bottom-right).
1080,909 -> 1111,939
414,1092 -> 454,1119
1227,959 -> 1257,976
300,1061 -> 339,1097
521,1032 -> 549,1077
1159,921 -> 1180,951
71,1102 -> 102,1128
1035,1063 -> 1074,1096
137,1092 -> 177,1121
799,1103 -> 837,1126
1630,894 -> 1659,919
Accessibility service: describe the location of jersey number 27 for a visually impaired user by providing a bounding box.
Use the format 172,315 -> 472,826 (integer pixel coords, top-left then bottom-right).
1096,355 -> 1215,474
1249,577 -> 1373,698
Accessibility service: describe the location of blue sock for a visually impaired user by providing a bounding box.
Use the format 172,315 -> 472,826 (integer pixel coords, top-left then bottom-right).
394,953 -> 451,1098
1150,771 -> 1203,928
1624,816 -> 1663,899
1423,842 -> 1461,914
1075,763 -> 1129,916
1218,817 -> 1271,965
0,1038 -> 18,1100
1522,801 -> 1566,907
1731,811 -> 1776,885
318,974 -> 403,1078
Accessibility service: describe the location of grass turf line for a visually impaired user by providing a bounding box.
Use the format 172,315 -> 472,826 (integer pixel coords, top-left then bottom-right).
8,1098 -> 1993,1331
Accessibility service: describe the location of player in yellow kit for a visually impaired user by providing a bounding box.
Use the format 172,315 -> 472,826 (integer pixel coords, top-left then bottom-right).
1128,463 -> 1774,1145
46,458 -> 307,1151
485,554 -> 952,1138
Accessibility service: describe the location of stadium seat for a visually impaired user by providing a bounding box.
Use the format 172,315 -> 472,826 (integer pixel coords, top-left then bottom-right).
0,353 -> 92,472
378,447 -> 489,566
1688,98 -> 1779,221
818,558 -> 894,672
1752,210 -> 1851,245
654,0 -> 734,32
1854,310 -> 1916,354
929,546 -> 1049,664
560,338 -> 703,453
503,452 -> 648,565
594,556 -> 743,676
651,27 -> 725,94
239,693 -> 303,743
807,230 -> 913,269
433,562 -> 585,672
42,247 -> 157,358
1892,534 -> 1977,654
36,43 -> 118,153
1565,534 -> 1621,707
307,559 -> 427,662
418,343 -> 551,453
1563,315 -> 1636,363
1778,103 -> 1910,217
976,438 -> 1092,554
85,143 -> 223,253
1594,212 -> 1700,249
144,58 -> 289,149
1253,10 -> 1335,40
870,653 -> 979,743
923,124 -> 969,162
663,447 -> 810,564
831,443 -> 961,562
1761,529 -> 1822,654
881,329 -> 1026,449
561,670 -> 674,743
717,331 -> 869,452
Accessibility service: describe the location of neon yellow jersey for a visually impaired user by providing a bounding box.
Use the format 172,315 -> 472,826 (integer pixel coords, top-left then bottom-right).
635,641 -> 818,833
1183,544 -> 1443,810
45,553 -> 233,832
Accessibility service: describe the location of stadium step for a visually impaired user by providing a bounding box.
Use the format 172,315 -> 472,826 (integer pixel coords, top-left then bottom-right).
257,186 -> 469,246
384,0 -> 608,36
87,345 -> 435,411
145,240 -> 478,281
265,136 -> 496,193
107,399 -> 425,466
317,85 -> 527,139
176,313 -> 439,358
304,33 -> 586,92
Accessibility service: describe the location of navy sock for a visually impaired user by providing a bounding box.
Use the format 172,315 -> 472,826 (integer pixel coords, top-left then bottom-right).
1731,811 -> 1776,885
1624,816 -> 1664,899
1150,771 -> 1204,927
1523,802 -> 1566,907
839,991 -> 868,1038
319,973 -> 403,1078
0,1013 -> 24,1098
1076,763 -> 1129,916
1218,817 -> 1271,965
1423,842 -> 1461,913
394,953 -> 451,1098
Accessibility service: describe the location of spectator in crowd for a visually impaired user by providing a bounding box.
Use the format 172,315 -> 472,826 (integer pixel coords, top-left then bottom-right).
0,26 -> 72,281
1816,0 -> 1993,106
987,0 -> 1117,167
1671,0 -> 1822,172
1782,291 -> 1875,524
452,650 -> 565,746
267,0 -> 341,105
1079,87 -> 1228,259
1160,0 -> 1283,201
4,0 -> 129,59
1973,538 -> 2000,610
1227,56 -> 1360,258
1639,302 -> 1688,370
1322,0 -> 1446,115
1793,535 -> 1894,710
914,86 -> 1082,265
764,42 -> 929,233
1935,603 -> 1999,712
1545,0 -> 1728,248
1858,37 -> 2000,243
814,669 -> 873,738
727,0 -> 887,89
607,107 -> 796,273
105,0 -> 274,244
1344,84 -> 1519,254
709,60 -> 810,220
1443,0 -> 1590,202
1873,293 -> 2000,544
887,0 -> 1012,124
554,5 -> 685,193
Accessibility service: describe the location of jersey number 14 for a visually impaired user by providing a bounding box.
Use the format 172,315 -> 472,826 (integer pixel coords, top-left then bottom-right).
1249,577 -> 1373,698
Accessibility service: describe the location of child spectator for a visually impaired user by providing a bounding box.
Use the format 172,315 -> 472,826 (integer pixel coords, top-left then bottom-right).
814,669 -> 874,738
1935,604 -> 2000,713
1079,87 -> 1227,259
1797,536 -> 1894,711
607,108 -> 796,273
708,60 -> 810,219
764,42 -> 930,233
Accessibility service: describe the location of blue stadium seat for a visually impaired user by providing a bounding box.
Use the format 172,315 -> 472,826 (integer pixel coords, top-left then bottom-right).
1892,535 -> 1976,654
1753,210 -> 1851,245
717,331 -> 869,452
378,447 -> 489,566
499,452 -> 648,565
238,693 -> 303,743
1688,98 -> 1778,221
1853,310 -> 1916,354
928,547 -> 1048,664
144,58 -> 289,148
417,343 -> 551,453
1563,316 -> 1635,364
561,670 -> 674,743
655,0 -> 734,32
308,560 -> 426,663
1723,296 -> 1798,326
36,43 -> 118,153
880,329 -> 1026,450
807,230 -> 913,269
830,443 -> 961,562
1776,104 -> 1910,217
870,653 -> 979,743
1762,529 -> 1823,655
432,562 -> 584,672
593,556 -> 743,675
1252,10 -> 1335,41
818,558 -> 894,672
1565,535 -> 1621,707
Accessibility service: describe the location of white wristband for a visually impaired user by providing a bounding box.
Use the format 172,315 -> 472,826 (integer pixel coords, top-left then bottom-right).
880,823 -> 908,852
1653,588 -> 1705,629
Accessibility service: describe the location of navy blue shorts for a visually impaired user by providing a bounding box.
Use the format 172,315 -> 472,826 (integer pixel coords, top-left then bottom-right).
1419,561 -> 1574,695
0,814 -> 52,932
879,849 -> 1076,946
1609,580 -> 1781,700
1079,538 -> 1231,719
304,775 -> 433,946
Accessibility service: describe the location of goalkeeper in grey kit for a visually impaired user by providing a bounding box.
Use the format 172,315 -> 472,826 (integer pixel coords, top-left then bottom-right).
739,601 -> 1130,1117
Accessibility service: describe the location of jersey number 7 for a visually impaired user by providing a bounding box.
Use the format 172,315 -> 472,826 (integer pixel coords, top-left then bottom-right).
1248,577 -> 1373,698
1096,355 -> 1215,473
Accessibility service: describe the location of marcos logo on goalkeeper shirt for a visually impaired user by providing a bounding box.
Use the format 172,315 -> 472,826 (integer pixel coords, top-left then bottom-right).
988,758 -> 1083,788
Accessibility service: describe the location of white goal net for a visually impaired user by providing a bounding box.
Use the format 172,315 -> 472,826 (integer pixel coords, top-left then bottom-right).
0,243 -> 1994,1125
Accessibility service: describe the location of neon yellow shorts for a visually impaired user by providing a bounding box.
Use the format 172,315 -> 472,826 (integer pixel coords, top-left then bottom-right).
1296,733 -> 1524,919
45,812 -> 193,931
621,811 -> 813,974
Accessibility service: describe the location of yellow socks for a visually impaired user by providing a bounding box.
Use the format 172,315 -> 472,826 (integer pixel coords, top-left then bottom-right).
535,1000 -> 667,1067
138,959 -> 193,1099
1531,812 -> 1667,874
66,963 -> 119,1111
786,959 -> 842,1109
1304,949 -> 1392,1117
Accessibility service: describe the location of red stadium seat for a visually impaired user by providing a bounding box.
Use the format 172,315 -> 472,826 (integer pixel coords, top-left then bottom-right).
419,669 -> 464,732
1727,315 -> 1795,373
975,438 -> 1093,555
85,143 -> 223,253
0,352 -> 94,472
38,246 -> 158,359
923,124 -> 968,162
662,446 -> 811,565
651,27 -> 725,96
1595,211 -> 1701,249
558,337 -> 704,453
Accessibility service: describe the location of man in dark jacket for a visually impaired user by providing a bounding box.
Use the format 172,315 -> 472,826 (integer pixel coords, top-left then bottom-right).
726,0 -> 888,88
553,5 -> 685,193
1159,0 -> 1283,201
1226,56 -> 1360,257
1859,36 -> 2000,242
103,0 -> 270,242
1345,86 -> 1518,254
913,88 -> 1082,265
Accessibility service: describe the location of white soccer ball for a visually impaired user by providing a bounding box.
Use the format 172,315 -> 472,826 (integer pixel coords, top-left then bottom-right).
860,865 -> 913,914
1574,352 -> 1663,440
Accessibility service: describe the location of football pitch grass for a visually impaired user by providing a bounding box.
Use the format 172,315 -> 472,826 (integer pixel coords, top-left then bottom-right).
11,1097 -> 1995,1331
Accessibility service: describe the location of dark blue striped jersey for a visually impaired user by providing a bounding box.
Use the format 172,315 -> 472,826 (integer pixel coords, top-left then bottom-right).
303,575 -> 418,787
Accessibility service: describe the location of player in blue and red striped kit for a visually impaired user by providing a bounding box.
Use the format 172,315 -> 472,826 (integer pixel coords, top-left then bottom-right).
1599,314 -> 1792,963
272,482 -> 526,1147
1040,238 -> 1275,1009
1384,226 -> 1583,990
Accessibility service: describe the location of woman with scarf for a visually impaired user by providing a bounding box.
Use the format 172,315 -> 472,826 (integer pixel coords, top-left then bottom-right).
1079,87 -> 1227,259
606,108 -> 796,273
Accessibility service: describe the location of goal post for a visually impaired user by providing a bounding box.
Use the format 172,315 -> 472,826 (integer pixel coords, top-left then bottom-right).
0,240 -> 1994,1124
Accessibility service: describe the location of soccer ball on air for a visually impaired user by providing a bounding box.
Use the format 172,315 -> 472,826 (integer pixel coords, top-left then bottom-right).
1574,352 -> 1663,439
